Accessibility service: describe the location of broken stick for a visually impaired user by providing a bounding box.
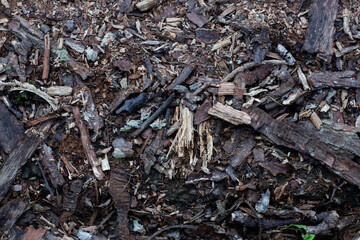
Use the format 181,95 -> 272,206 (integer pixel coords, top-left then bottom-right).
42,33 -> 50,80
72,106 -> 104,180
222,60 -> 287,82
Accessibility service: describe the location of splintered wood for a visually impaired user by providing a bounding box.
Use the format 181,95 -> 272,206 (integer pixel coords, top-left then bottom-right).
198,122 -> 213,174
168,106 -> 194,175
208,102 -> 251,125
72,106 -> 104,180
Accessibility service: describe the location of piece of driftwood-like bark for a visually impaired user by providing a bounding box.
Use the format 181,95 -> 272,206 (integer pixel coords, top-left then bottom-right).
0,102 -> 24,153
42,144 -> 65,188
244,107 -> 360,188
136,0 -> 157,11
109,168 -> 130,240
222,60 -> 286,82
302,0 -> 338,60
0,199 -> 29,233
167,65 -> 194,90
208,102 -> 251,125
308,70 -> 360,89
73,106 -> 104,180
0,128 -> 45,202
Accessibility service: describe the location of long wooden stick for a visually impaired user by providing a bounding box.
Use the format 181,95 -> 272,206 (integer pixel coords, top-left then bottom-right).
42,33 -> 50,80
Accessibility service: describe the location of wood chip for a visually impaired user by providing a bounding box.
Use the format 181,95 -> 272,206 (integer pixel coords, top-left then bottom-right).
208,102 -> 251,125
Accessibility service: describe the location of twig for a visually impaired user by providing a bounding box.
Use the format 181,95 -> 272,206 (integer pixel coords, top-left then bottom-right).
167,65 -> 194,90
245,200 -> 262,240
42,33 -> 50,80
132,93 -> 175,137
320,181 -> 346,207
221,60 -> 287,82
72,106 -> 104,180
136,133 -> 152,158
36,158 -> 54,196
147,224 -> 198,240
25,113 -> 60,127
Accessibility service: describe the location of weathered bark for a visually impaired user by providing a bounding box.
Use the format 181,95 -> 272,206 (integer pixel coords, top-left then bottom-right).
0,102 -> 24,153
109,168 -> 130,240
308,71 -> 360,89
0,131 -> 42,202
244,107 -> 360,188
302,0 -> 338,61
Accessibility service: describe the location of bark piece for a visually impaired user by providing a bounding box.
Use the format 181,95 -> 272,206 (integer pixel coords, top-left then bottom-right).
186,11 -> 208,28
208,102 -> 251,125
259,161 -> 295,176
109,168 -> 130,240
194,100 -> 212,125
0,102 -> 24,153
308,71 -> 360,89
136,0 -> 157,12
22,226 -> 46,240
72,106 -> 104,180
244,107 -> 360,188
45,86 -> 72,96
24,113 -> 59,128
253,28 -> 270,63
302,0 -> 338,60
229,137 -> 256,167
0,124 -> 50,202
0,199 -> 29,232
167,65 -> 194,90
195,29 -> 220,43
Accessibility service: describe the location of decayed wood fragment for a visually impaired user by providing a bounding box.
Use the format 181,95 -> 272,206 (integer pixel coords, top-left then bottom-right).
136,0 -> 157,12
230,137 -> 256,167
0,102 -> 24,153
208,102 -> 251,125
72,106 -> 104,180
42,144 -> 65,188
244,107 -> 360,188
302,0 -> 338,60
0,127 -> 47,202
0,199 -> 29,233
308,71 -> 360,89
109,168 -> 130,240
